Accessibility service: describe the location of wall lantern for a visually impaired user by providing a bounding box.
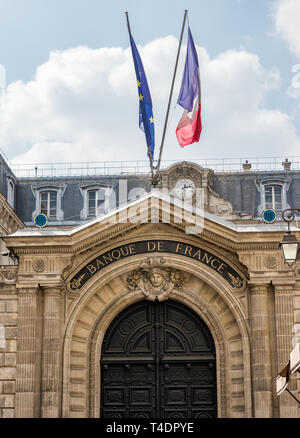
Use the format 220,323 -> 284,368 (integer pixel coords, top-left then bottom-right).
279,231 -> 299,265
280,209 -> 300,265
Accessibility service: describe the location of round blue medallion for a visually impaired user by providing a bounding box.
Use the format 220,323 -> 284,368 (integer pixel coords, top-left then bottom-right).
262,209 -> 277,224
34,213 -> 48,228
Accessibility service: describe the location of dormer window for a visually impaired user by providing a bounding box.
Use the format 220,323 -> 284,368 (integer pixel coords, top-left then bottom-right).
31,184 -> 66,222
264,185 -> 282,211
256,178 -> 290,219
80,184 -> 114,220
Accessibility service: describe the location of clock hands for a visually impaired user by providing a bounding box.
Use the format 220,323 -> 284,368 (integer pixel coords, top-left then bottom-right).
173,179 -> 195,200
182,184 -> 192,190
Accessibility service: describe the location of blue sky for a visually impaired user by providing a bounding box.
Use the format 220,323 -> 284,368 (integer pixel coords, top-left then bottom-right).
0,0 -> 290,82
0,0 -> 300,164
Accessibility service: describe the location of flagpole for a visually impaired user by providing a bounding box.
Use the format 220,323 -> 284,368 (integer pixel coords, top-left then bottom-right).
285,388 -> 300,405
155,9 -> 188,176
125,12 -> 155,181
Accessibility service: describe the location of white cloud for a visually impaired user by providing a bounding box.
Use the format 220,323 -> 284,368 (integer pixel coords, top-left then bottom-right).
273,0 -> 300,60
0,35 -> 299,167
272,0 -> 300,118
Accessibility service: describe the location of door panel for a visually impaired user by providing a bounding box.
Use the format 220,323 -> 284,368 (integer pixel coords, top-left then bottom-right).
101,300 -> 217,418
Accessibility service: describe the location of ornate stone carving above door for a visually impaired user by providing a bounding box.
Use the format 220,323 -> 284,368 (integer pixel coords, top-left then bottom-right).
126,257 -> 187,301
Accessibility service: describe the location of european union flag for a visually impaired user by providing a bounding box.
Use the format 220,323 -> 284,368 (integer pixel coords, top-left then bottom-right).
129,34 -> 155,159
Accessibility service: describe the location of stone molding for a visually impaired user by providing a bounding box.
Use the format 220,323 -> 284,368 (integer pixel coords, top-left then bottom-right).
248,283 -> 270,295
16,286 -> 39,295
32,259 -> 46,273
273,284 -> 294,292
41,286 -> 62,297
5,194 -> 296,262
0,266 -> 18,283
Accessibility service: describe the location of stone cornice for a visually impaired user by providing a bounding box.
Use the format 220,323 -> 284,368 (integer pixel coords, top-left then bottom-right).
272,281 -> 295,288
3,222 -> 286,255
200,228 -> 282,252
2,194 -> 291,256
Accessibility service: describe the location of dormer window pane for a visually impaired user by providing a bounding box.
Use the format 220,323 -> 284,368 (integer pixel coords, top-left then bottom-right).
264,186 -> 282,211
88,190 -> 96,217
40,191 -> 57,219
265,187 -> 272,207
41,193 -> 48,214
274,186 -> 282,202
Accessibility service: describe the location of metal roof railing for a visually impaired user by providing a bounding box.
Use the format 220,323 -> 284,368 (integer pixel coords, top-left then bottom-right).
7,156 -> 300,178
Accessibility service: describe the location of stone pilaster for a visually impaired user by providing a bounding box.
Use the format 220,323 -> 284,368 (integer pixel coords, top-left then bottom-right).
249,283 -> 273,417
273,284 -> 298,418
41,286 -> 62,418
15,287 -> 42,418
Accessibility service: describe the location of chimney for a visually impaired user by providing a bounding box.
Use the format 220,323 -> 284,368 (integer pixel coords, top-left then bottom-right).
243,160 -> 251,171
282,158 -> 291,171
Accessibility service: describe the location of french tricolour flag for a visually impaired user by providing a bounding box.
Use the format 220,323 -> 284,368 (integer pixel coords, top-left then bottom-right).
176,27 -> 202,147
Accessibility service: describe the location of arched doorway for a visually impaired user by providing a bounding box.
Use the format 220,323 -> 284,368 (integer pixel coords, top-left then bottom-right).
100,299 -> 217,418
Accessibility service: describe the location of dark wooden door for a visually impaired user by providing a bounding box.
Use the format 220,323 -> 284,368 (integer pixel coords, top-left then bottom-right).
100,300 -> 217,418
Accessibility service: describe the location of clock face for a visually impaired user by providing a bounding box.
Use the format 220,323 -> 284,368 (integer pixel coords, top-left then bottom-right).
172,179 -> 196,200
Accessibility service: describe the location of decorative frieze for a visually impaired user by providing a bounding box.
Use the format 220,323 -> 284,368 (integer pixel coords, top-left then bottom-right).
263,256 -> 278,270
32,259 -> 46,273
238,251 -> 283,272
0,267 -> 17,284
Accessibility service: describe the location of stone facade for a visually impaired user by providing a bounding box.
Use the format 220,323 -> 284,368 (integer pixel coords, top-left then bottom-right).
0,161 -> 300,418
0,273 -> 18,418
